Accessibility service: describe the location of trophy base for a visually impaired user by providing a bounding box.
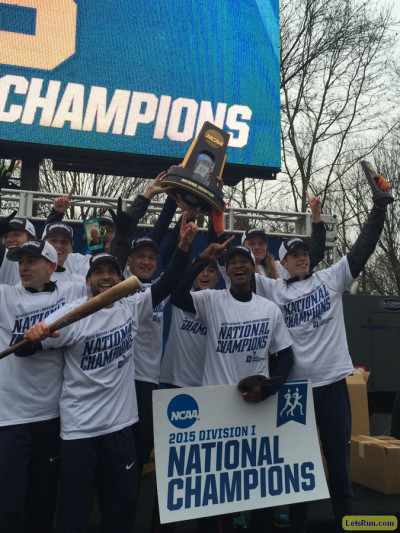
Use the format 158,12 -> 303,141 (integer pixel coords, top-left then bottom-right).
373,191 -> 394,208
164,167 -> 224,214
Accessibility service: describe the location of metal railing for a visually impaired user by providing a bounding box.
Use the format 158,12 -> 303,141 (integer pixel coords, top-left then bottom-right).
0,188 -> 338,260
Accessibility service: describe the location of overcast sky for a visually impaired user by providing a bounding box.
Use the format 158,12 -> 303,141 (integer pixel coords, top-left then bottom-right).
382,0 -> 400,26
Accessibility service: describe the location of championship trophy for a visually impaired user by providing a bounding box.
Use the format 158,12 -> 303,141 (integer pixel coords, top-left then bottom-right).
163,121 -> 230,214
361,160 -> 394,207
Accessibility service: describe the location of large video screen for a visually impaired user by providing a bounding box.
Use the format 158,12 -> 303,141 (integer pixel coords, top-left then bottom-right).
0,0 -> 280,179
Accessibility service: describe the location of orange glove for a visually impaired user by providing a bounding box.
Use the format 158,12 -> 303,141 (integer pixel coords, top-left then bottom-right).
210,202 -> 226,233
375,174 -> 390,192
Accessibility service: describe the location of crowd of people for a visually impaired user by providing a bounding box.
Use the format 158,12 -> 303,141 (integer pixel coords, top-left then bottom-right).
0,168 -> 391,533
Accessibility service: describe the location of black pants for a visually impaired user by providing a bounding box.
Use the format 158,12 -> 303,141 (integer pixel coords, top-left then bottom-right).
55,426 -> 137,533
0,418 -> 60,533
290,379 -> 353,533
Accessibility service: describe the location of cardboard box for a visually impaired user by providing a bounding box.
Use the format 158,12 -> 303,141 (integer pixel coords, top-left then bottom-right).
346,371 -> 370,436
350,435 -> 400,494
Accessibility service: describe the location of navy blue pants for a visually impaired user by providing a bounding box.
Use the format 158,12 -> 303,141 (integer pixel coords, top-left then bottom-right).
55,426 -> 137,533
133,379 -> 158,474
0,418 -> 60,533
290,378 -> 353,532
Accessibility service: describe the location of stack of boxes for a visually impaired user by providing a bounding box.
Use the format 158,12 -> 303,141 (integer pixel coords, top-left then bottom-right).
346,371 -> 400,494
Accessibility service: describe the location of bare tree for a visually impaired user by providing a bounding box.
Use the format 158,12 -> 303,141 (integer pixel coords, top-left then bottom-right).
224,0 -> 399,222
37,159 -> 154,220
280,0 -> 399,210
324,139 -> 400,295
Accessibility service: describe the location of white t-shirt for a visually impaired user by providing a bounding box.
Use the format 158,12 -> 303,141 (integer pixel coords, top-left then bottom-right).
64,252 -> 90,278
42,290 -> 153,439
191,289 -> 292,386
160,302 -> 207,387
51,268 -> 86,284
0,282 -> 86,426
255,256 -> 354,387
128,279 -> 168,384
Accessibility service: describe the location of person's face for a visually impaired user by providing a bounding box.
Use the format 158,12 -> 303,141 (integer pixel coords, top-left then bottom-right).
226,254 -> 255,291
90,228 -> 100,243
128,245 -> 158,280
281,247 -> 310,279
86,262 -> 121,297
101,223 -> 115,251
45,231 -> 72,267
193,263 -> 220,290
18,253 -> 56,290
243,235 -> 267,265
2,230 -> 29,249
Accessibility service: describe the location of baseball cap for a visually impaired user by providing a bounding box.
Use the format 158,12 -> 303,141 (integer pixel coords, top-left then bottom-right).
224,246 -> 256,267
41,222 -> 74,243
130,237 -> 159,255
86,253 -> 122,277
241,228 -> 268,246
99,214 -> 115,228
8,217 -> 37,238
278,238 -> 311,261
7,240 -> 58,264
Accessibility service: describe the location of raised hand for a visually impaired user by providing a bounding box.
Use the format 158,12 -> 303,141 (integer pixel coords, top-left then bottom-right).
199,235 -> 235,261
53,187 -> 75,213
305,190 -> 322,222
108,197 -> 135,235
143,171 -> 172,200
179,211 -> 199,251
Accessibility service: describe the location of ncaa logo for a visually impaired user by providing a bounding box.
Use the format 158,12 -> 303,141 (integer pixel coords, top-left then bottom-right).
167,394 -> 199,429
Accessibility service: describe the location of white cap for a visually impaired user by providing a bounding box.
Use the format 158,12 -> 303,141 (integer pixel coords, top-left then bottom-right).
7,240 -> 58,265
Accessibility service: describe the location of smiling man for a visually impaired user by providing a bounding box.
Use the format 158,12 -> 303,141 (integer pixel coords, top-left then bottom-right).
169,243 -> 294,533
19,214 -> 198,533
42,222 -> 86,283
171,244 -> 293,391
255,189 -> 391,532
0,240 -> 87,533
0,214 -> 37,285
278,238 -> 311,280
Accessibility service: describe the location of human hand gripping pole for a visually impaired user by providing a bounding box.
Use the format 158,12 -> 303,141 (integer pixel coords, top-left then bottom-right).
0,275 -> 142,360
360,161 -> 394,207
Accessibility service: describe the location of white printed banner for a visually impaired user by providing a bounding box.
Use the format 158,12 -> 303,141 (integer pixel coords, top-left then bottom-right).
153,380 -> 329,523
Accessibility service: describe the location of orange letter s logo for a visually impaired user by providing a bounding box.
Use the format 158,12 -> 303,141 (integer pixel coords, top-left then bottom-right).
0,0 -> 77,70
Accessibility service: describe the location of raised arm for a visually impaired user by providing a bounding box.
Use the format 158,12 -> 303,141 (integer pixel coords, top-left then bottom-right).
347,175 -> 391,278
170,236 -> 234,313
110,172 -> 172,269
306,191 -> 326,270
150,212 -> 199,308
46,187 -> 75,224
